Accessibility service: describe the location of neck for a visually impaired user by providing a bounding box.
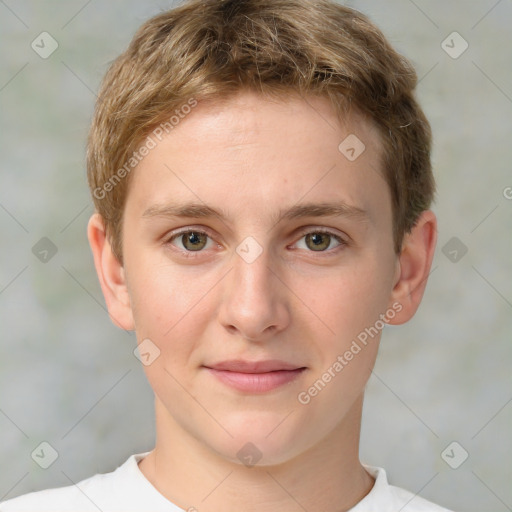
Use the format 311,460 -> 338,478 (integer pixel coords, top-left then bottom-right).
138,394 -> 374,512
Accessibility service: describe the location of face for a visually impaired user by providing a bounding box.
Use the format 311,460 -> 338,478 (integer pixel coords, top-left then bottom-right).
115,91 -> 402,464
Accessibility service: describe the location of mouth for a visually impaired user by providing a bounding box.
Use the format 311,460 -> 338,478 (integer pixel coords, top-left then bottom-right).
202,360 -> 307,393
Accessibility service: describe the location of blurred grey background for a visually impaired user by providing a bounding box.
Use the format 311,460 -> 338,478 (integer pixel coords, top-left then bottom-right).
0,1 -> 511,510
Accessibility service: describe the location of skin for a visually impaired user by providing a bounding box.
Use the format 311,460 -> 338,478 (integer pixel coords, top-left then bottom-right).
88,90 -> 437,512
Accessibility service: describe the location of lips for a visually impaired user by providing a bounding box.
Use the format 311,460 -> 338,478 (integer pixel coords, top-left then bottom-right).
203,360 -> 307,393
205,359 -> 304,373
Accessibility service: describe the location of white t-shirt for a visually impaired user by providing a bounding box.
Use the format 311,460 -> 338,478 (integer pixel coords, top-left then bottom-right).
0,452 -> 454,512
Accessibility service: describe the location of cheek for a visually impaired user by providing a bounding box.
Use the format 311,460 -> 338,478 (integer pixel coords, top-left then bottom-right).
126,270 -> 204,386
294,262 -> 390,424
307,258 -> 394,343
128,257 -> 210,334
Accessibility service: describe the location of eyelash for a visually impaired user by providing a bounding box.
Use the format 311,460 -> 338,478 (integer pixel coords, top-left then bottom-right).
164,226 -> 347,258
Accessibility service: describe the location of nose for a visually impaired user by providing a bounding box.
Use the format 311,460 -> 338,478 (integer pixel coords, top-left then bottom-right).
217,243 -> 290,343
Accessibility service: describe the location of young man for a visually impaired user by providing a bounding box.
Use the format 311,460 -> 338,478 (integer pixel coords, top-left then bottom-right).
0,0 -> 453,510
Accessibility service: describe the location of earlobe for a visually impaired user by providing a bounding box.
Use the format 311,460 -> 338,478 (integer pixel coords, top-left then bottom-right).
387,210 -> 437,325
87,213 -> 135,331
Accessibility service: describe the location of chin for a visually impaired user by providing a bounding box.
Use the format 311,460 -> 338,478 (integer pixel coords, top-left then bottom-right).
204,410 -> 311,468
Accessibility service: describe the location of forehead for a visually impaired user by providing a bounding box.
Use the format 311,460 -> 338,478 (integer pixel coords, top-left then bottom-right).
126,90 -> 389,227
173,90 -> 380,152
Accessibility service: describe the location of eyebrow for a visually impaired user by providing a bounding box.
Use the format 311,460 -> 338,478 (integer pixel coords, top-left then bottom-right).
142,201 -> 369,225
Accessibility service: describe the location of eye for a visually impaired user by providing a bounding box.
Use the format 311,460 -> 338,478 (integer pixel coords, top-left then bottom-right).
165,227 -> 347,257
294,228 -> 346,253
166,229 -> 214,253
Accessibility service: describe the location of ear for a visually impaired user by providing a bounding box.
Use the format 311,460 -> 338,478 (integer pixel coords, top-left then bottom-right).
387,210 -> 437,325
87,213 -> 135,331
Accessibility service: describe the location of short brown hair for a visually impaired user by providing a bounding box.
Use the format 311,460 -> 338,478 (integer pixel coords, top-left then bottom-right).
87,0 -> 434,264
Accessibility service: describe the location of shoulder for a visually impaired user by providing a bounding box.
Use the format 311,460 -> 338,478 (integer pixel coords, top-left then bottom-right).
0,473 -> 108,512
388,483 -> 454,511
353,466 -> 455,512
0,452 -> 152,512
